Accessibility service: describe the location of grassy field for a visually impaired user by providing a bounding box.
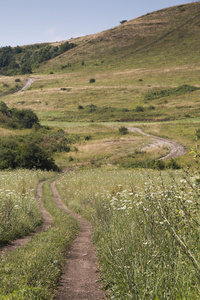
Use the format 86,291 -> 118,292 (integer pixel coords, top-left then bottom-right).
0,178 -> 79,299
56,167 -> 200,299
0,169 -> 54,245
0,1 -> 200,299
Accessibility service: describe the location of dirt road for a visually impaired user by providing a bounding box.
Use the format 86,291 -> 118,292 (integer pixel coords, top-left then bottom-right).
18,77 -> 35,92
0,180 -> 106,299
128,127 -> 185,160
51,181 -> 106,300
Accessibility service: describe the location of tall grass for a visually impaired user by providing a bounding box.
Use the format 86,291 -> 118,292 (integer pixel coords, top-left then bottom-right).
0,178 -> 79,299
0,169 -> 54,245
56,168 -> 200,299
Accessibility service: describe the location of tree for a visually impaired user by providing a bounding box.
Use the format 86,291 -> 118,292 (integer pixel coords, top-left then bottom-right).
120,20 -> 127,24
12,109 -> 40,129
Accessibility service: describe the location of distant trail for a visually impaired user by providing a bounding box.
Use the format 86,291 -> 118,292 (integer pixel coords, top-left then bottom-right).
128,127 -> 185,160
18,77 -> 35,92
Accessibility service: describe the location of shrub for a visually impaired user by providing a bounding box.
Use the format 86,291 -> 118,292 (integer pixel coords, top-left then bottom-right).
135,106 -> 144,112
119,126 -> 128,135
0,102 -> 40,129
89,78 -> 96,83
144,85 -> 200,101
87,104 -> 97,112
120,20 -> 127,24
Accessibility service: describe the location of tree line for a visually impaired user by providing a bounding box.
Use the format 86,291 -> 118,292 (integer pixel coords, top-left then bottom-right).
0,41 -> 77,75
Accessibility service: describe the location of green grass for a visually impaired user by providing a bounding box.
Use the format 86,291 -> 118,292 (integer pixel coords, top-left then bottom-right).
0,178 -> 79,299
0,169 -> 54,245
144,85 -> 200,101
56,167 -> 200,299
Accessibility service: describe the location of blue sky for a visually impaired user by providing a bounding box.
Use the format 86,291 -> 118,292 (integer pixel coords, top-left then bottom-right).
0,0 -> 196,47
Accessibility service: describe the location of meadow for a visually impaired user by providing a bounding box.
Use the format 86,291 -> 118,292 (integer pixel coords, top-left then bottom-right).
0,177 -> 79,299
56,167 -> 200,299
0,169 -> 54,245
0,2 -> 200,298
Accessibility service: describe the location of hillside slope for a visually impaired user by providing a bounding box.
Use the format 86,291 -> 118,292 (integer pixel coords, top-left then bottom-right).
40,1 -> 200,72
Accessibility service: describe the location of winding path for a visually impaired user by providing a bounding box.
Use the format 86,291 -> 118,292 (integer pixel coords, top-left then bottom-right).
18,77 -> 35,92
51,181 -> 106,300
0,179 -> 107,299
128,127 -> 185,160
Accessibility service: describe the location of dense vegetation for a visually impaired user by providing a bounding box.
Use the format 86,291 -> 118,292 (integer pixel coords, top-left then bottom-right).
0,41 -> 76,75
0,101 -> 40,129
0,127 -> 80,171
144,85 -> 200,101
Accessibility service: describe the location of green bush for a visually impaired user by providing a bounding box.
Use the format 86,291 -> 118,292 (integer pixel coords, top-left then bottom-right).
135,105 -> 144,112
89,78 -> 96,83
119,126 -> 128,134
0,137 -> 59,171
0,102 -> 40,129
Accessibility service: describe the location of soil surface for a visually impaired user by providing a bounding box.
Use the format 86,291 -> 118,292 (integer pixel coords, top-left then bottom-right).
0,181 -> 53,256
51,181 -> 106,300
128,127 -> 185,160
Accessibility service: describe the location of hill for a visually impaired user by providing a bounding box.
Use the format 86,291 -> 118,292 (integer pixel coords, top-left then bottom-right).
40,1 -> 200,72
1,1 -> 200,168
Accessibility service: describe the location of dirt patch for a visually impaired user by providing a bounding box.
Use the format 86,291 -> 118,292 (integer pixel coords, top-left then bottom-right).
0,181 -> 53,256
51,181 -> 107,300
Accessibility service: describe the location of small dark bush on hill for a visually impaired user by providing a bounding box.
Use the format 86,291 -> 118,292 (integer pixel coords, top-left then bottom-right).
119,126 -> 128,134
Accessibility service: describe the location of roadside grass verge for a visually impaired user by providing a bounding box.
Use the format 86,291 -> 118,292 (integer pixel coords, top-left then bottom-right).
56,168 -> 200,299
0,169 -> 54,245
0,178 -> 79,299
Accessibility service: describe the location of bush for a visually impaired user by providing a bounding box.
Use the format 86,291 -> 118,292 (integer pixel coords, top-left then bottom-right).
0,102 -> 40,129
144,85 -> 200,101
89,78 -> 96,83
120,20 -> 127,24
119,126 -> 128,135
135,106 -> 144,112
